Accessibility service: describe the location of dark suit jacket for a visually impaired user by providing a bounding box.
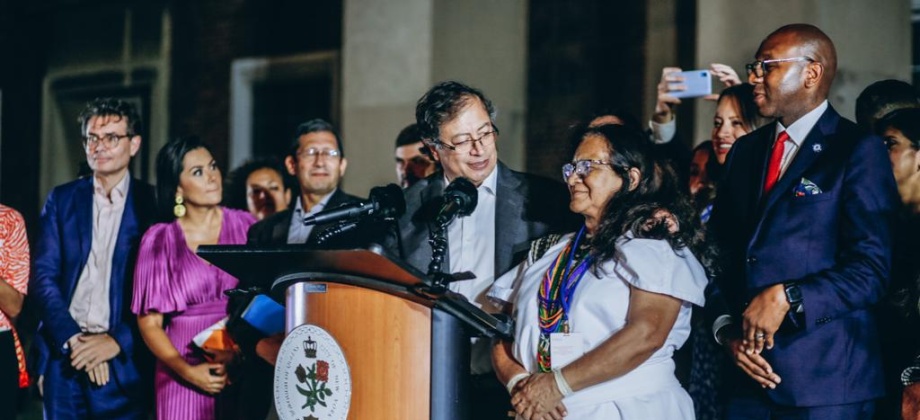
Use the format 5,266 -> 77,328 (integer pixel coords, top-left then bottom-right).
708,105 -> 899,406
247,189 -> 364,247
29,176 -> 156,396
390,162 -> 579,279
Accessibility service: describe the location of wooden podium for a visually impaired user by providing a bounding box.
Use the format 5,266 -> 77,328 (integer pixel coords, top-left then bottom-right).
199,244 -> 512,420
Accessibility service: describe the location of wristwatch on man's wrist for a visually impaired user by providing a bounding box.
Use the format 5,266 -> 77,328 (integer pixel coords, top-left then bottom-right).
784,282 -> 804,314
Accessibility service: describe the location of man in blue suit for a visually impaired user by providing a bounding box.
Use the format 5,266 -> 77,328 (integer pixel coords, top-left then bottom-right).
31,98 -> 155,419
708,24 -> 899,418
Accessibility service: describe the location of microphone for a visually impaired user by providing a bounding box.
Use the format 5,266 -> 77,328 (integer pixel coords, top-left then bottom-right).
434,177 -> 478,226
303,184 -> 406,226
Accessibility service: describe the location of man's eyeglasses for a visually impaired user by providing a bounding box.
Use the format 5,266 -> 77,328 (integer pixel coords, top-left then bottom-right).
562,159 -> 613,181
83,133 -> 133,151
298,148 -> 341,160
745,56 -> 814,78
437,128 -> 498,154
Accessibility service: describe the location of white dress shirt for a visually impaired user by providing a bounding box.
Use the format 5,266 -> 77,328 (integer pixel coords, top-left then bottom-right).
446,168 -> 497,374
773,100 -> 829,180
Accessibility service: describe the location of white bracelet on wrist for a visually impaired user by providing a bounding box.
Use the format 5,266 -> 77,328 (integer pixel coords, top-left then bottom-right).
505,372 -> 530,394
552,368 -> 574,397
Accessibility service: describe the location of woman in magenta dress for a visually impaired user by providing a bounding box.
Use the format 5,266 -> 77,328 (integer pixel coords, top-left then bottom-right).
133,136 -> 256,420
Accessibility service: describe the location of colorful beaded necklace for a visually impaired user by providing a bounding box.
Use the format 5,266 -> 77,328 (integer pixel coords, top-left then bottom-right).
536,226 -> 593,372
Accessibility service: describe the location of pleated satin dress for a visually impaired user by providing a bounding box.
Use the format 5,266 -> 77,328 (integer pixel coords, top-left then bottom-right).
132,208 -> 255,420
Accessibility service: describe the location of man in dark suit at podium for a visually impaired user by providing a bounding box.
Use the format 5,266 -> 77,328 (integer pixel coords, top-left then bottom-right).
247,118 -> 364,247
388,81 -> 578,419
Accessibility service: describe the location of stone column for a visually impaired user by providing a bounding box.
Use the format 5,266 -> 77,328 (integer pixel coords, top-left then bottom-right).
341,0 -> 528,196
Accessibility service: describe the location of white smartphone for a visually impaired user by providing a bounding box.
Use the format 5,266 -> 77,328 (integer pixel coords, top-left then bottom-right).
668,70 -> 712,99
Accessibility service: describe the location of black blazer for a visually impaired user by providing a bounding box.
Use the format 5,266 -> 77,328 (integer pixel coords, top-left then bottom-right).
246,188 -> 364,247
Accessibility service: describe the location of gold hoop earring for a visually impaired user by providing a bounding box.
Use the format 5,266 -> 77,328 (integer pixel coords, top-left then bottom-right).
173,193 -> 187,218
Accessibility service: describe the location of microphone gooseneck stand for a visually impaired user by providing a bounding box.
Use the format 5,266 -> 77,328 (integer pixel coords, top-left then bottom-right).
425,177 -> 478,293
315,220 -> 360,246
426,217 -> 451,293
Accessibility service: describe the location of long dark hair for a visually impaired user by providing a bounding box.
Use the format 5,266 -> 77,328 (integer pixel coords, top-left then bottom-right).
570,124 -> 715,276
155,136 -> 215,221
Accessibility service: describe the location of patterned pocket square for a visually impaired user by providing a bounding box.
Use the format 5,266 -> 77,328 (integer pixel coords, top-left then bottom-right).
793,178 -> 822,197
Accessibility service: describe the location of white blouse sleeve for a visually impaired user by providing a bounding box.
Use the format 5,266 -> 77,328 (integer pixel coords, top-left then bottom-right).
608,237 -> 708,306
488,233 -> 573,309
488,259 -> 526,308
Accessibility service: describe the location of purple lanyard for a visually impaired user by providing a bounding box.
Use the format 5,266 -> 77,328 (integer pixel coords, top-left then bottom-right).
559,226 -> 591,319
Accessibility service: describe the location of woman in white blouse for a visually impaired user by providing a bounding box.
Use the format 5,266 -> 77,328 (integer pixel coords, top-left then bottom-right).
490,124 -> 711,419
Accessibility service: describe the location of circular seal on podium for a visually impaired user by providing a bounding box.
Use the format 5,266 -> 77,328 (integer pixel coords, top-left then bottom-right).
274,324 -> 352,420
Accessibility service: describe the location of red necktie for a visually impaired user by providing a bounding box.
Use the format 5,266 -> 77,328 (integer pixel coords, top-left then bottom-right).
763,131 -> 789,194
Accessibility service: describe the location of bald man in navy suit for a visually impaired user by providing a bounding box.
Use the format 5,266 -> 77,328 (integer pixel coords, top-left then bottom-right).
707,24 -> 899,419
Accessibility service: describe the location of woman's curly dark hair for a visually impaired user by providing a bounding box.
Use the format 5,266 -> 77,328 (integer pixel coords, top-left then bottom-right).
569,124 -> 718,278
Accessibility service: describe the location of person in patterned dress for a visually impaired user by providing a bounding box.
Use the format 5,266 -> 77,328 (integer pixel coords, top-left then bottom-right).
0,204 -> 29,414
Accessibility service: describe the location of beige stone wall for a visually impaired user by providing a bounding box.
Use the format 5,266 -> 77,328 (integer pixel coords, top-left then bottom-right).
644,0 -> 678,127
432,0 -> 528,174
341,0 -> 527,196
341,0 -> 434,195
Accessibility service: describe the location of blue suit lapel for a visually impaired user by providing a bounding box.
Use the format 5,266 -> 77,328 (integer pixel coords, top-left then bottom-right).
749,126 -> 776,207
761,108 -> 839,215
76,178 -> 94,281
109,180 -> 139,326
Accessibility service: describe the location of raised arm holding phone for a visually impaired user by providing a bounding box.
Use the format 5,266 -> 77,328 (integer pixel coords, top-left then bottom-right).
652,63 -> 741,130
